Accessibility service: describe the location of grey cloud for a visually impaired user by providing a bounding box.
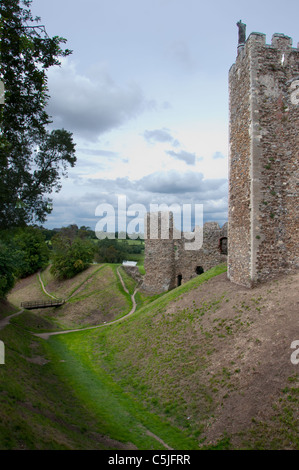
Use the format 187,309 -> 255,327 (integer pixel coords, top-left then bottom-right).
203,200 -> 228,228
144,128 -> 175,144
46,171 -> 228,229
166,40 -> 195,70
45,194 -> 98,228
88,170 -> 227,199
172,139 -> 180,148
162,101 -> 172,110
77,148 -> 119,158
166,150 -> 196,165
69,160 -> 106,173
138,171 -> 227,197
68,148 -> 119,176
213,151 -> 226,159
47,60 -> 146,141
138,170 -> 201,193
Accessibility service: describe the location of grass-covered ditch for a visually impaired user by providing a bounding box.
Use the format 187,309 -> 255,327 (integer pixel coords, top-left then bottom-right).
40,264 -> 229,449
2,262 -> 297,450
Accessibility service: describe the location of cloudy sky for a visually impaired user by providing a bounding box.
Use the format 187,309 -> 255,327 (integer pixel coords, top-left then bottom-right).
31,0 -> 299,231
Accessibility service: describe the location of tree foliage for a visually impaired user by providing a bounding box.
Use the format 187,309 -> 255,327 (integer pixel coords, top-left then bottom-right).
0,240 -> 16,297
12,225 -> 49,277
95,239 -> 128,264
0,0 -> 76,228
95,238 -> 143,263
50,227 -> 95,280
0,226 -> 49,297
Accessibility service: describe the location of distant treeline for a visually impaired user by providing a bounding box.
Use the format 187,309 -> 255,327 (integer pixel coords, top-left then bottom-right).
0,224 -> 144,297
41,224 -> 144,264
95,238 -> 143,264
40,225 -> 144,242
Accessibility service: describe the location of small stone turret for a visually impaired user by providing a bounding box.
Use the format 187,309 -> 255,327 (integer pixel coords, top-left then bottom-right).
142,212 -> 227,294
142,212 -> 176,293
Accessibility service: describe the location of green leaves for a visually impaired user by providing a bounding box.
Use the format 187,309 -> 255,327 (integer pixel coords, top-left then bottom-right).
12,226 -> 49,276
0,226 -> 49,297
0,240 -> 16,297
0,0 -> 76,228
51,229 -> 95,280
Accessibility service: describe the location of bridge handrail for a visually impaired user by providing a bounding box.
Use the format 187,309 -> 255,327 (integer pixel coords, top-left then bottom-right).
21,299 -> 65,308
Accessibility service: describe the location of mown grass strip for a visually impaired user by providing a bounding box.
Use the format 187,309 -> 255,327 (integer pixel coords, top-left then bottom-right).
46,332 -> 199,450
0,321 -> 123,449
66,264 -> 106,299
42,266 -> 227,449
117,266 -> 138,296
110,264 -> 134,310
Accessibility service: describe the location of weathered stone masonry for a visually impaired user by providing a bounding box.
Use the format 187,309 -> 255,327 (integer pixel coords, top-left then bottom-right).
140,28 -> 298,294
228,32 -> 299,287
142,212 -> 227,294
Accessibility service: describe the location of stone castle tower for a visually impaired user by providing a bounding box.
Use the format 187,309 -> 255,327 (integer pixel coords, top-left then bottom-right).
143,212 -> 176,293
142,212 -> 227,293
228,26 -> 299,287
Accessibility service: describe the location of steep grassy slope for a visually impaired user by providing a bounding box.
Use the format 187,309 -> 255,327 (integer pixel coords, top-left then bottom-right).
46,333 -> 197,450
2,264 -> 298,450
0,263 -> 149,450
8,264 -> 134,329
7,272 -> 49,307
0,300 -> 19,318
48,265 -> 298,449
0,302 -> 136,450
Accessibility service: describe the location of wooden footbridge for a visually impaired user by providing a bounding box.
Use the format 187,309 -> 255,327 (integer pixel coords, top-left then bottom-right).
21,299 -> 65,310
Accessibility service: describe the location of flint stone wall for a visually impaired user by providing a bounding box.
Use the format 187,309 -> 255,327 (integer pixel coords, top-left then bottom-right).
142,212 -> 227,294
228,32 -> 299,287
122,265 -> 142,284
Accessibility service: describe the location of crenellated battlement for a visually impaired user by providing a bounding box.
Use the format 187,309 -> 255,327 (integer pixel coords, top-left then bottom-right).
235,30 -> 299,64
270,33 -> 293,49
245,32 -> 294,48
244,31 -> 298,50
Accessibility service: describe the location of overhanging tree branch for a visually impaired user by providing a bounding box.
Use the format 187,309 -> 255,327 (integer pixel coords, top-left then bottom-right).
0,0 -> 76,228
